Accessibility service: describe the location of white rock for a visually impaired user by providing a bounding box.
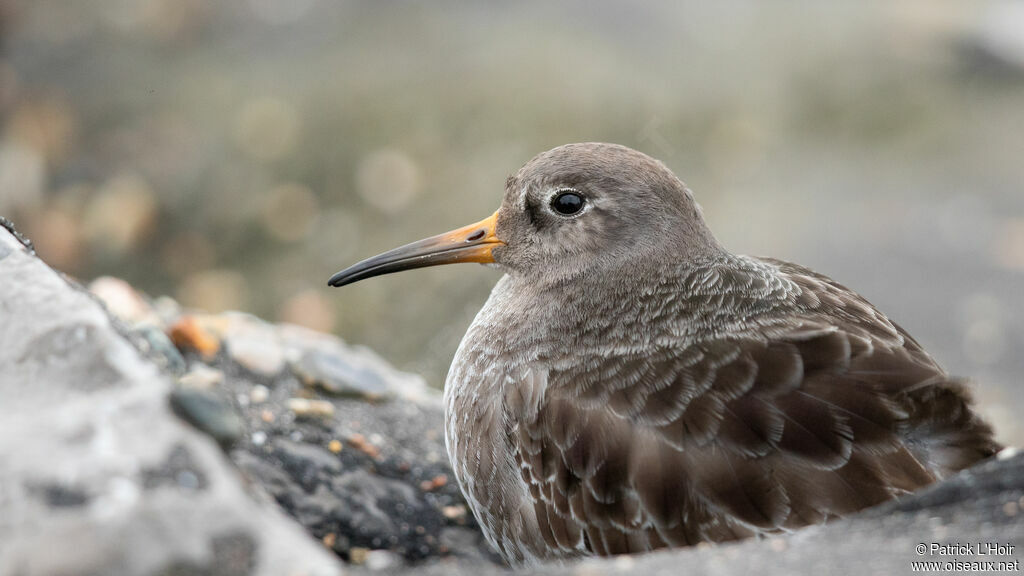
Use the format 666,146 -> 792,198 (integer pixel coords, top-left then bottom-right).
0,226 -> 343,576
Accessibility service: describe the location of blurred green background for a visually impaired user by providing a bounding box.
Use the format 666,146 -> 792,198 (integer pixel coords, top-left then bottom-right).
1,1 -> 1022,445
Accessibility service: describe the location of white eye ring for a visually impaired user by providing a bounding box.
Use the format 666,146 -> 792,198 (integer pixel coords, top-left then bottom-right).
548,188 -> 586,216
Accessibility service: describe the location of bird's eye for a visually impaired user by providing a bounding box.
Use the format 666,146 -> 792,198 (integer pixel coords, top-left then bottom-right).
550,190 -> 585,216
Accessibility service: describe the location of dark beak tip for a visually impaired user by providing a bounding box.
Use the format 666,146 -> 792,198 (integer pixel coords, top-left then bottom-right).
325,211 -> 500,289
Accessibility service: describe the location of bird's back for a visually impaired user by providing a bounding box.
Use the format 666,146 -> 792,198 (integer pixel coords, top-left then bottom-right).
444,255 -> 999,566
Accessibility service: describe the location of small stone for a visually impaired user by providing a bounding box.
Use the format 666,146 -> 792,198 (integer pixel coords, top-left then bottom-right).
89,276 -> 160,326
177,365 -> 224,389
322,532 -> 337,548
221,313 -> 286,376
419,474 -> 448,492
288,398 -> 335,419
251,431 -> 267,446
363,549 -> 401,571
349,547 -> 369,565
250,384 -> 270,404
229,336 -> 285,376
273,439 -> 342,487
260,409 -> 275,423
441,505 -> 466,520
169,388 -> 243,448
1004,500 -> 1019,517
167,315 -> 220,359
347,433 -> 380,459
327,439 -> 343,453
291,350 -> 394,401
131,324 -> 188,375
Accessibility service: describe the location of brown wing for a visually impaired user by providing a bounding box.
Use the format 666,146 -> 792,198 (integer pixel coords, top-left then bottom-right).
508,323 -> 999,558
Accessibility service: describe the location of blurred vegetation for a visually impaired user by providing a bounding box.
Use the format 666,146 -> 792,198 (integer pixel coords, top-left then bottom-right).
1,2 -> 1023,445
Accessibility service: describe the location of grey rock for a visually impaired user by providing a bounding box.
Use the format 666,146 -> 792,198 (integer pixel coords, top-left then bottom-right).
170,387 -> 245,448
131,323 -> 189,375
5,218 -> 1023,576
179,365 -> 227,389
292,349 -> 395,401
0,225 -> 343,576
221,312 -> 288,377
277,323 -> 437,406
362,550 -> 403,571
0,214 -> 33,253
394,451 -> 1024,576
273,438 -> 344,478
86,277 -> 188,376
222,364 -> 498,566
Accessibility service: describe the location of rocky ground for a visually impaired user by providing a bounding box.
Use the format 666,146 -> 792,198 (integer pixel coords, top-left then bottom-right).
167,321 -> 501,570
2,219 -> 1022,575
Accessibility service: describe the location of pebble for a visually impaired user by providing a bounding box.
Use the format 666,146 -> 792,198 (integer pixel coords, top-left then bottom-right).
291,349 -> 393,401
169,387 -> 243,448
364,549 -> 402,571
349,547 -> 369,565
215,313 -> 287,376
287,398 -> 335,419
177,365 -> 224,389
251,431 -> 267,447
441,505 -> 466,520
228,334 -> 285,376
419,474 -> 448,492
347,433 -> 380,459
1004,500 -> 1019,517
327,439 -> 343,453
167,316 -> 220,359
250,384 -> 270,404
89,276 -> 160,326
133,324 -> 188,375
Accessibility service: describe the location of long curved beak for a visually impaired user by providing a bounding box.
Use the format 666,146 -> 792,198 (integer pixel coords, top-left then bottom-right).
328,211 -> 503,288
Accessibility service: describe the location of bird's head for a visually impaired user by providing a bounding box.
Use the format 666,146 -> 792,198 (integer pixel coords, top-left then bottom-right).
328,143 -> 719,288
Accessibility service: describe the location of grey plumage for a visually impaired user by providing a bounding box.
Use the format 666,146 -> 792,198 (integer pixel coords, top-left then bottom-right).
331,142 -> 1000,567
